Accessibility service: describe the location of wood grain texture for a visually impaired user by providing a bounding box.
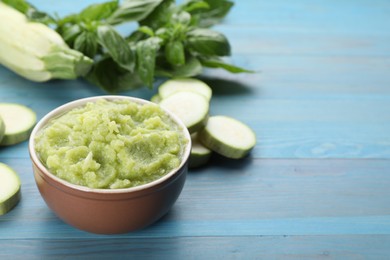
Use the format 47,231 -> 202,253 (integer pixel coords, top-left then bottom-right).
1,236 -> 390,260
1,158 -> 389,239
1,0 -> 390,258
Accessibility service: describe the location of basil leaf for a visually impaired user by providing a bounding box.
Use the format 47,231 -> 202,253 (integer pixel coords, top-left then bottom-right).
97,25 -> 135,72
139,0 -> 175,30
107,0 -> 163,25
165,41 -> 185,66
138,26 -> 155,37
86,57 -> 143,93
126,30 -> 148,43
172,11 -> 191,26
136,37 -> 162,88
186,28 -> 231,56
155,28 -> 170,41
171,56 -> 202,77
193,0 -> 233,27
199,57 -> 254,73
57,14 -> 79,27
156,56 -> 202,78
74,31 -> 98,58
180,0 -> 209,13
61,24 -> 82,45
79,1 -> 118,21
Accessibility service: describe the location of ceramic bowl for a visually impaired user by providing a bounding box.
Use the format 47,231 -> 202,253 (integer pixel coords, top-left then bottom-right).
29,95 -> 191,234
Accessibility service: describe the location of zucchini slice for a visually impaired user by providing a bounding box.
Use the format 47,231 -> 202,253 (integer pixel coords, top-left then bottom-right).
150,94 -> 162,104
0,116 -> 4,143
0,103 -> 36,146
199,116 -> 256,159
0,163 -> 21,215
158,78 -> 212,101
189,133 -> 212,168
160,92 -> 209,133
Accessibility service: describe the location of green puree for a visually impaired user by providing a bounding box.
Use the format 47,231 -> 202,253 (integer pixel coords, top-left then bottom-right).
35,99 -> 187,189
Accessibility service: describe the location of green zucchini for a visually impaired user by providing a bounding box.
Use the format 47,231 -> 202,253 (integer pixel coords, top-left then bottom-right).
0,2 -> 92,82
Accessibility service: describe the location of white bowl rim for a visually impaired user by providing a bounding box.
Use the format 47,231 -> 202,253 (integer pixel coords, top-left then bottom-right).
29,95 -> 192,194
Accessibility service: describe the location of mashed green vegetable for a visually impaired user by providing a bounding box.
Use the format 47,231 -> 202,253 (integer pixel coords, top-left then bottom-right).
35,99 -> 187,189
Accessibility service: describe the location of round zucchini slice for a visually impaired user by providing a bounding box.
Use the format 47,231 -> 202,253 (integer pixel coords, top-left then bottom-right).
0,163 -> 21,215
160,92 -> 209,133
159,78 -> 212,101
199,116 -> 256,159
0,103 -> 36,146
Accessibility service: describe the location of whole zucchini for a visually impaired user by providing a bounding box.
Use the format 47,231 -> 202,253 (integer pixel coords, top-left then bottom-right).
0,2 -> 92,82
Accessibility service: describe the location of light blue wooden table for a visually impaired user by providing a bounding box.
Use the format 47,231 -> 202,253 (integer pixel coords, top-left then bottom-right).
1,0 -> 390,259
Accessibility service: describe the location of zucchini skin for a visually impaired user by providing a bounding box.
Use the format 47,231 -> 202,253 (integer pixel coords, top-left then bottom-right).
0,163 -> 21,216
0,188 -> 21,215
0,116 -> 4,143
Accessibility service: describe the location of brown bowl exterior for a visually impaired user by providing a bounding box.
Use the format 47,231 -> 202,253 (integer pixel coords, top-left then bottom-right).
29,95 -> 191,234
31,159 -> 187,234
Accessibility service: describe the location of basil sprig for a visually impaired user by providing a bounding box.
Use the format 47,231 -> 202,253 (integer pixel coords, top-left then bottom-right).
11,0 -> 252,92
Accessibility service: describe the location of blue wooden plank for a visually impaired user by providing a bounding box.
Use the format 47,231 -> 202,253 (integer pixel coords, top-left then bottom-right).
1,235 -> 390,259
226,0 -> 390,34
217,27 -> 390,56
203,56 -> 390,93
1,158 -> 390,239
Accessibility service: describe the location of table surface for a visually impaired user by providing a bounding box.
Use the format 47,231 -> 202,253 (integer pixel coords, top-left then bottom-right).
1,0 -> 390,259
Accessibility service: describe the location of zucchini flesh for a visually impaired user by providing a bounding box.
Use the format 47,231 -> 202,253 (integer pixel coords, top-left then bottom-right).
0,103 -> 36,146
0,163 -> 21,215
159,78 -> 212,101
199,116 -> 256,159
160,92 -> 209,133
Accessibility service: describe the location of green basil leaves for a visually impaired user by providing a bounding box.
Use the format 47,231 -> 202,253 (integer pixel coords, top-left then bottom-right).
107,0 -> 163,25
79,1 -> 118,22
186,28 -> 231,56
136,37 -> 162,88
97,25 -> 135,72
9,0 -> 252,92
